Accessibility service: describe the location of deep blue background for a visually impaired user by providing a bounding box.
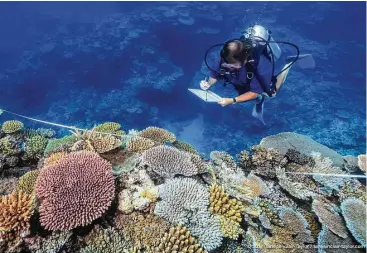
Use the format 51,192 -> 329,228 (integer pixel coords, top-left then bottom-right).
0,1 -> 365,157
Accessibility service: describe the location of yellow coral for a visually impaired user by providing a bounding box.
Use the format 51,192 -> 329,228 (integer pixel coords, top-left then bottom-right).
172,140 -> 198,154
91,134 -> 122,153
0,191 -> 35,242
126,136 -> 155,153
43,152 -> 68,167
209,184 -> 244,223
16,170 -> 40,195
116,212 -> 169,250
0,137 -> 14,155
138,126 -> 176,144
94,122 -> 125,135
153,224 -> 207,253
1,120 -> 23,134
219,216 -> 244,240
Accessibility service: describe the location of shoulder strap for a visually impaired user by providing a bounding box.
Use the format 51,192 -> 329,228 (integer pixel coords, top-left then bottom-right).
246,61 -> 273,97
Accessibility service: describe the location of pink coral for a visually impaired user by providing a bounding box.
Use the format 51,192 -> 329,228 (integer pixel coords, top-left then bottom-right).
35,151 -> 115,230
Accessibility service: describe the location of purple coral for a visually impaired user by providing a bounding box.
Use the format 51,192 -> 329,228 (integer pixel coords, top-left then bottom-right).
35,151 -> 115,230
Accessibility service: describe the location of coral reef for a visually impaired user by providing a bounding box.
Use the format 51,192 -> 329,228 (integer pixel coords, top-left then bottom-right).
1,120 -> 24,134
340,198 -> 366,247
318,226 -> 363,253
35,151 -> 115,230
0,120 -> 365,253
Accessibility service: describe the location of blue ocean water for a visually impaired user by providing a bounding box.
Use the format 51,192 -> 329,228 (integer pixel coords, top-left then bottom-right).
0,1 -> 365,157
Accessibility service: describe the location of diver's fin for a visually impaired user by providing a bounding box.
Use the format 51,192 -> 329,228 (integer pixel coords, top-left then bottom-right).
252,100 -> 266,125
286,54 -> 315,69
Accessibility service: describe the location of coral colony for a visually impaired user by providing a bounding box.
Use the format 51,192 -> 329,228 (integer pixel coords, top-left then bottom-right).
0,120 -> 366,252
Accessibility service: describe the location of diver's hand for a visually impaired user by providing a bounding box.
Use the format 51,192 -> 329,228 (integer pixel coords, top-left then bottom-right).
218,98 -> 234,107
200,80 -> 210,90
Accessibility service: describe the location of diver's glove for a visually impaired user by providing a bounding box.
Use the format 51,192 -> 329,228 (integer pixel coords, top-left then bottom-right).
200,80 -> 210,90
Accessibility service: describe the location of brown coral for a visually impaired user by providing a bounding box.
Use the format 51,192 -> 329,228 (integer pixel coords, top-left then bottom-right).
153,224 -> 208,253
0,191 -> 35,241
115,212 -> 169,250
251,145 -> 284,178
126,136 -> 156,153
16,170 -> 40,195
209,184 -> 244,223
35,151 -> 115,230
43,152 -> 68,167
338,180 -> 366,202
312,197 -> 349,239
138,126 -> 176,144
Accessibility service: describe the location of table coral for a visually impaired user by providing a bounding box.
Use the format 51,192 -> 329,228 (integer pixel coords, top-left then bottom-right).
137,126 -> 176,144
1,121 -> 23,134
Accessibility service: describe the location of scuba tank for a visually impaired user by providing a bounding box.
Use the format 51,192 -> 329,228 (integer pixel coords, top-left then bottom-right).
241,25 -> 282,62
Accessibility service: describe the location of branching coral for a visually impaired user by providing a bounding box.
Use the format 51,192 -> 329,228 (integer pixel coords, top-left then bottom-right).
43,152 -> 68,167
141,145 -> 200,178
0,177 -> 18,195
208,184 -> 244,222
16,170 -> 40,195
219,216 -> 244,240
257,198 -> 283,227
153,224 -> 208,253
24,135 -> 49,159
187,211 -> 223,251
24,128 -> 56,139
138,126 -> 176,144
285,149 -> 312,165
35,151 -> 115,230
210,151 -> 238,169
154,177 -> 209,224
299,209 -> 322,239
236,150 -> 251,169
125,136 -> 155,153
26,231 -> 72,253
1,120 -> 23,134
115,212 -> 169,250
340,198 -> 366,247
338,180 -> 366,202
172,140 -> 198,154
312,197 -> 349,238
0,137 -> 15,156
81,226 -> 131,253
44,135 -> 78,155
0,191 -> 35,242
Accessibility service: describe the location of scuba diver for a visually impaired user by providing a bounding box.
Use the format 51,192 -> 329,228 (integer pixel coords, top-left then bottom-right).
201,24 -> 314,124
